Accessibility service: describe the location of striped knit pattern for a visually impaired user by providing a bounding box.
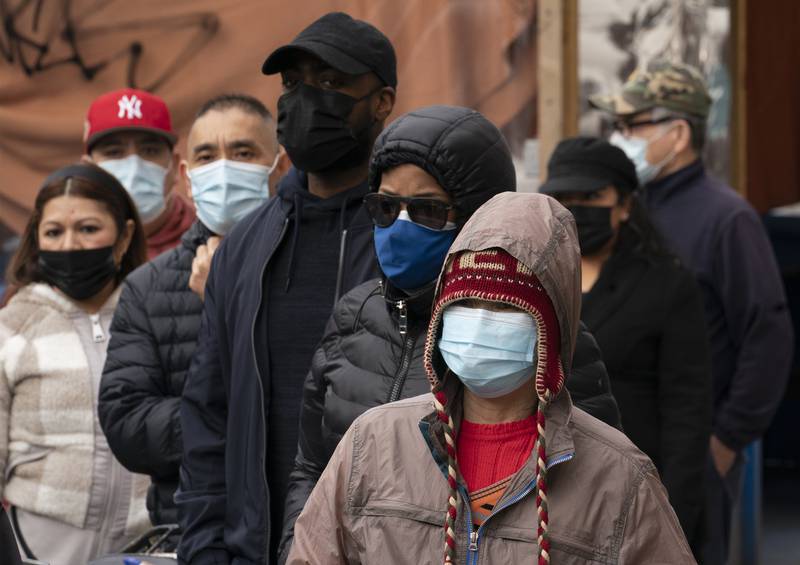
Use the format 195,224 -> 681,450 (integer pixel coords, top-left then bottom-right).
424,249 -> 566,565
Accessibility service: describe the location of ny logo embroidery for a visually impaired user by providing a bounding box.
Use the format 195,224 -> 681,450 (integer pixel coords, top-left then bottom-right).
117,95 -> 143,119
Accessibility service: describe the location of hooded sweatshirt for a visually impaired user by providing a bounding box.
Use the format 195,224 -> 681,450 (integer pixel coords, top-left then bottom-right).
287,193 -> 694,564
264,168 -> 376,557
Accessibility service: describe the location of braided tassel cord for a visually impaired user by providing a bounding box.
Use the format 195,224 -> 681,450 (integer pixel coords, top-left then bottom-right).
535,403 -> 550,565
434,391 -> 459,565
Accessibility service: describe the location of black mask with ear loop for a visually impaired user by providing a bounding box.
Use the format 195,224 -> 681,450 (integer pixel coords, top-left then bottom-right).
567,205 -> 615,256
38,246 -> 119,301
277,83 -> 383,173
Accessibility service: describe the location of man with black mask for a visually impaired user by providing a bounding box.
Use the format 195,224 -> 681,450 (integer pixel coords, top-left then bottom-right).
176,13 -> 396,565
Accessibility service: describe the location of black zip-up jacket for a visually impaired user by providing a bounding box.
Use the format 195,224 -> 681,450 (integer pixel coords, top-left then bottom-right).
99,220 -> 212,526
643,160 -> 793,452
581,237 -> 712,555
176,168 -> 377,565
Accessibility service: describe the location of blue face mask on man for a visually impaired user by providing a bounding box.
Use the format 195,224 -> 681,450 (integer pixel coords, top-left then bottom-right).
98,154 -> 168,223
188,158 -> 275,235
374,210 -> 457,291
438,305 -> 537,398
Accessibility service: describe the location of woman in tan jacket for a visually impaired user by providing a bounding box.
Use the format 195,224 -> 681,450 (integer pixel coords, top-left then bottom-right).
288,192 -> 695,564
0,163 -> 151,564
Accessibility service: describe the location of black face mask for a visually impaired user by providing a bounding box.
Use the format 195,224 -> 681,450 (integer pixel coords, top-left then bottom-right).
38,246 -> 118,301
277,83 -> 377,173
567,205 -> 615,256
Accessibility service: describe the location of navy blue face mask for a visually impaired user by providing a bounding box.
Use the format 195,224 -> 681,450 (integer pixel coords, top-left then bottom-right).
374,210 -> 457,291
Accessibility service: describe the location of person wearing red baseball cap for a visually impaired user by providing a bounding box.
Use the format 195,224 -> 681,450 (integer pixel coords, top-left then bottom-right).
84,88 -> 195,259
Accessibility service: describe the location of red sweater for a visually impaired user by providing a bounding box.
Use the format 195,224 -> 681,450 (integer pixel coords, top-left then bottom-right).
457,416 -> 537,493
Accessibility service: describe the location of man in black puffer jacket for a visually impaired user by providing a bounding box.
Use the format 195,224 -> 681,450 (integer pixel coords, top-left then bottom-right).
98,94 -> 282,526
277,105 -> 622,561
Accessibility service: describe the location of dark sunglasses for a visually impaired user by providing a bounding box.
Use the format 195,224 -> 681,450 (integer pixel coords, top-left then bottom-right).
363,193 -> 454,230
612,115 -> 676,133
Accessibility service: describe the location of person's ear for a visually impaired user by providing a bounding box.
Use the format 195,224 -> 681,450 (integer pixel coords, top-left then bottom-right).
374,87 -> 396,122
179,159 -> 193,202
619,192 -> 633,222
114,219 -> 136,264
269,147 -> 291,198
80,154 -> 94,164
672,120 -> 692,155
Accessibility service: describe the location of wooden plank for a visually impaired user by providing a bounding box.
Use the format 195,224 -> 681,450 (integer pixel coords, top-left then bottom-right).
537,0 -> 579,181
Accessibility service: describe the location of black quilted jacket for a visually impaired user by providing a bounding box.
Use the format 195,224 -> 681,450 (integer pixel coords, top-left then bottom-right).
98,220 -> 212,526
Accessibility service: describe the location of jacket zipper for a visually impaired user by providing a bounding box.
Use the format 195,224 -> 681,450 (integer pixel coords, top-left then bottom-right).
465,453 -> 575,563
387,300 -> 416,403
251,217 -> 290,563
334,228 -> 348,305
89,313 -> 105,342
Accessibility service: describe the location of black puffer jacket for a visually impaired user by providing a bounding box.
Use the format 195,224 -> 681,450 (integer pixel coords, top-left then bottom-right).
99,220 -> 212,526
278,106 -> 621,560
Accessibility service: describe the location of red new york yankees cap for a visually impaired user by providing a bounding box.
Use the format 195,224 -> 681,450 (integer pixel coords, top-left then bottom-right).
84,88 -> 177,151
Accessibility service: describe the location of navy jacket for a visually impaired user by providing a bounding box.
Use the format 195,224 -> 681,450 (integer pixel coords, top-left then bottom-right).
176,168 -> 377,565
643,160 -> 794,452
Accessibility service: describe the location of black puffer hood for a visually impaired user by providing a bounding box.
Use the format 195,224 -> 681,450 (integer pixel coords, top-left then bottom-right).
369,105 -> 516,225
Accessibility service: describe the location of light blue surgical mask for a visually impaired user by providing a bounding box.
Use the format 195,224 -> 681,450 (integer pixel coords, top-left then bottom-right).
438,305 -> 537,398
98,154 -> 168,222
609,129 -> 676,185
188,158 -> 274,235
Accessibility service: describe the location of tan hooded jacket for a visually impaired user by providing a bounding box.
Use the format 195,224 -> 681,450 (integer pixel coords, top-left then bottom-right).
288,193 -> 695,564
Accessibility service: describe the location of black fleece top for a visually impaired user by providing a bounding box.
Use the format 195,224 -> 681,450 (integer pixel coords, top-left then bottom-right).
264,170 -> 372,558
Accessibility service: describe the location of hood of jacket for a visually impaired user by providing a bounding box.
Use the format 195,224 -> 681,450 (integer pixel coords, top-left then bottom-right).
369,105 -> 516,226
426,192 -> 581,395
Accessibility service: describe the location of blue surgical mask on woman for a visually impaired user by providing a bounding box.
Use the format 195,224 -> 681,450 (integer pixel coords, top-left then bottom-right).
374,210 -> 457,291
99,154 -> 168,222
609,129 -> 676,185
189,158 -> 275,235
438,305 -> 537,398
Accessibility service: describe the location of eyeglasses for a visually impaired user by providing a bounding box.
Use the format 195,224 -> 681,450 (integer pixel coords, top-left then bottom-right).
613,116 -> 676,135
363,193 -> 454,230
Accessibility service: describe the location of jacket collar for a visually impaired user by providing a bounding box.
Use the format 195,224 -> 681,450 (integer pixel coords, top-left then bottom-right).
644,159 -> 705,206
382,278 -> 437,326
181,220 -> 214,254
420,379 -> 576,482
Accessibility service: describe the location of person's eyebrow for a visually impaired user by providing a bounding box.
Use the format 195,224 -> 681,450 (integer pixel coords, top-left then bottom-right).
226,139 -> 258,150
192,142 -> 217,155
412,190 -> 449,199
95,138 -> 123,148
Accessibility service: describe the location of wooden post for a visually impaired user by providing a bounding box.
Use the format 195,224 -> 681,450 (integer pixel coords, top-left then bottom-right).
537,0 -> 579,181
731,0 -> 747,198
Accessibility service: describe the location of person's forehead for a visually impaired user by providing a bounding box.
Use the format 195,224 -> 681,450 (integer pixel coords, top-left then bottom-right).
189,108 -> 271,148
95,130 -> 168,147
41,195 -> 109,220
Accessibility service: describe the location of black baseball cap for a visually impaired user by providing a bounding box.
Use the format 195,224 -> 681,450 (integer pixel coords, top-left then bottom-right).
261,12 -> 397,88
539,136 -> 638,196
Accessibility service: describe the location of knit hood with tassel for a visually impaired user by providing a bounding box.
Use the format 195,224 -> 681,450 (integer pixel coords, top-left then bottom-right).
423,192 -> 580,564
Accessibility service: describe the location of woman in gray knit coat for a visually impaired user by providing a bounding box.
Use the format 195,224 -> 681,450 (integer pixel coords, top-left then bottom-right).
0,163 -> 151,564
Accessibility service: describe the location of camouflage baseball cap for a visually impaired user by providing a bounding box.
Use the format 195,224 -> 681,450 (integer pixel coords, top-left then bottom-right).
589,60 -> 712,119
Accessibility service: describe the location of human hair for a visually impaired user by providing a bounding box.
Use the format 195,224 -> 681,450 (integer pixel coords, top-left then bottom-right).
652,107 -> 706,153
195,93 -> 272,121
615,189 -> 675,261
7,163 -> 147,288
